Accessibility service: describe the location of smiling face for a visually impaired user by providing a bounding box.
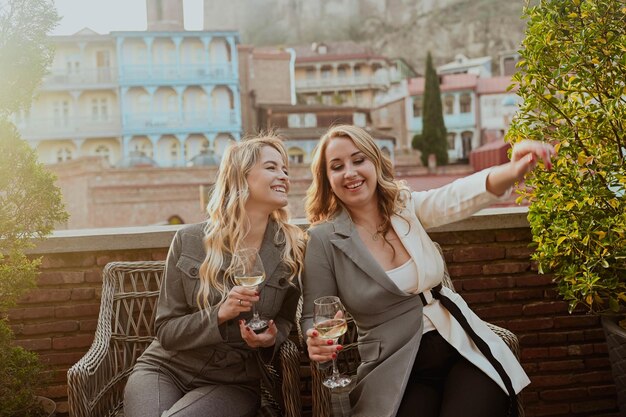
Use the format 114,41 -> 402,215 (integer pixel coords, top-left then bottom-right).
245,145 -> 289,214
324,136 -> 379,211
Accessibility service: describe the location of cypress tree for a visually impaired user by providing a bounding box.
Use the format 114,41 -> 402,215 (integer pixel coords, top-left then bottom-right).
420,52 -> 448,166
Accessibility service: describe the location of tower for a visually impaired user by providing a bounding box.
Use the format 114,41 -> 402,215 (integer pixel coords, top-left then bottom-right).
146,0 -> 185,31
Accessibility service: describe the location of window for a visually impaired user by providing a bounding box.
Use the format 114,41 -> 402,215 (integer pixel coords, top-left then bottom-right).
321,67 -> 331,79
353,112 -> 366,127
134,141 -> 153,157
66,58 -> 80,74
57,147 -> 72,162
354,66 -> 361,77
287,114 -> 302,128
355,91 -> 364,106
443,95 -> 455,114
95,145 -> 110,163
304,113 -> 317,127
412,97 -> 422,117
171,142 -> 179,159
460,93 -> 471,113
338,67 -> 347,79
322,94 -> 333,105
447,133 -> 456,150
53,100 -> 70,127
306,68 -> 315,80
288,147 -> 305,164
91,98 -> 109,121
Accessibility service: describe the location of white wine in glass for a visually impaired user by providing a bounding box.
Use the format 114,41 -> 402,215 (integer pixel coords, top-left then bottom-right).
233,248 -> 267,331
313,296 -> 352,390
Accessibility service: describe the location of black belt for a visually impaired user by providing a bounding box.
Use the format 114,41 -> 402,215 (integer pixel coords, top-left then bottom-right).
420,284 -> 519,417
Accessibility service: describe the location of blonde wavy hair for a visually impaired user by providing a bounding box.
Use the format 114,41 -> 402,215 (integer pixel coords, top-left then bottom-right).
197,135 -> 305,313
306,125 -> 410,242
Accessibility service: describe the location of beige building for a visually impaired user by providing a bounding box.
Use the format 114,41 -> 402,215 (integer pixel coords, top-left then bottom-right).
292,41 -> 404,109
14,29 -> 121,166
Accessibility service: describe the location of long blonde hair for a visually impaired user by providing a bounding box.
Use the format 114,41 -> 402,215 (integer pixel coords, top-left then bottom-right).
306,125 -> 410,240
198,135 -> 305,313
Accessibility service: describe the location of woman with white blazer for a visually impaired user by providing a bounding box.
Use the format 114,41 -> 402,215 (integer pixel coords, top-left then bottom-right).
301,125 -> 554,417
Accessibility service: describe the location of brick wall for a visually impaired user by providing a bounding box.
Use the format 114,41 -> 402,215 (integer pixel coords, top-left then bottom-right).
9,209 -> 620,416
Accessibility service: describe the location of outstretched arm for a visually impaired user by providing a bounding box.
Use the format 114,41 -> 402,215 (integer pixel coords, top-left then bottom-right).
486,140 -> 554,196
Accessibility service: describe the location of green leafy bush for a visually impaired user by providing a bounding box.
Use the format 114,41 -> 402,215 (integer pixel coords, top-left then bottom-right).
0,0 -> 64,413
508,0 -> 626,315
0,320 -> 46,417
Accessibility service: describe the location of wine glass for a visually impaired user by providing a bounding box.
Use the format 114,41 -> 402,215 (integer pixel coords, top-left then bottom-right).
313,296 -> 352,389
232,247 -> 267,331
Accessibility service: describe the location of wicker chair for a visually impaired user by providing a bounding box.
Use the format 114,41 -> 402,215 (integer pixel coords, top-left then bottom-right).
309,244 -> 525,417
67,261 -> 301,417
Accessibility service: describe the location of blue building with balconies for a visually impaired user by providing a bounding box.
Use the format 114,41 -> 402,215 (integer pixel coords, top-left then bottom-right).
114,28 -> 241,167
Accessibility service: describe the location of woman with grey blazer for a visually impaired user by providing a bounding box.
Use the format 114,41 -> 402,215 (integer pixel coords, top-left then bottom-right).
124,136 -> 305,417
301,125 -> 554,417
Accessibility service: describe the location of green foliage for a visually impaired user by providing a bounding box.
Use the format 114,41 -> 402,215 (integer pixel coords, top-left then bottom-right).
0,0 -> 59,118
0,320 -> 46,417
0,0 -> 64,412
0,119 -> 67,313
508,0 -> 626,315
421,52 -> 449,166
411,133 -> 424,152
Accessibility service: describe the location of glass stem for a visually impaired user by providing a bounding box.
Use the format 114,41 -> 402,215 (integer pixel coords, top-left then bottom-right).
331,357 -> 340,379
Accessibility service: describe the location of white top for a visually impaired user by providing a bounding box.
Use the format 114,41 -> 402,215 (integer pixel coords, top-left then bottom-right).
386,258 -> 436,333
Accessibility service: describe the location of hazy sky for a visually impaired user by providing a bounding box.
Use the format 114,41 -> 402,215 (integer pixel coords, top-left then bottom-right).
50,0 -> 203,36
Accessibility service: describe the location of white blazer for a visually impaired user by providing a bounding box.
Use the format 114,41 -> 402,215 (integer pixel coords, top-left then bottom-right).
392,168 -> 530,394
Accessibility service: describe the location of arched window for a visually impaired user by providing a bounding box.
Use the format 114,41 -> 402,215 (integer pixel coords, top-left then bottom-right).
447,133 -> 456,150
288,147 -> 305,164
57,147 -> 73,163
95,145 -> 110,163
170,142 -> 179,159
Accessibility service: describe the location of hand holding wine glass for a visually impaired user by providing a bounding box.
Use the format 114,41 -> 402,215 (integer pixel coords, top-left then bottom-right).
313,296 -> 352,389
232,247 -> 268,332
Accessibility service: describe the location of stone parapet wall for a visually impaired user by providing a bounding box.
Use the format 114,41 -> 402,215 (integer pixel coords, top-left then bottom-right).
8,208 -> 620,416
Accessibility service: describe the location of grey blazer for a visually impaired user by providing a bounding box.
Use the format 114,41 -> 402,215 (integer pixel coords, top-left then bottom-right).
302,211 -> 425,417
135,220 -> 300,390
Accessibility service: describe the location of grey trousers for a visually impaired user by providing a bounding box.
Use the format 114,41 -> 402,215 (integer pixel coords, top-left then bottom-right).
124,368 -> 261,417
